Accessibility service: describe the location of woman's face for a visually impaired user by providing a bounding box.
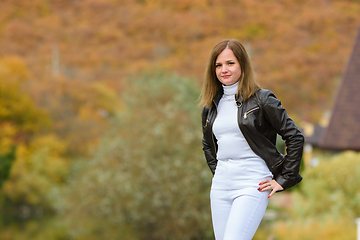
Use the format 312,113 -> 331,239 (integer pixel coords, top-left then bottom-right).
215,48 -> 242,86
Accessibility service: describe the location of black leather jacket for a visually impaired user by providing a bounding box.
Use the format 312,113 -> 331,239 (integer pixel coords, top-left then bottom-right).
201,89 -> 304,191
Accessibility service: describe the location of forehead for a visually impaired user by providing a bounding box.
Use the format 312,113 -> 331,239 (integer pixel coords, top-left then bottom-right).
216,48 -> 237,62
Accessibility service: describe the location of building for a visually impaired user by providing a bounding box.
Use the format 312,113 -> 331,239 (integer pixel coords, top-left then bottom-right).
319,25 -> 360,151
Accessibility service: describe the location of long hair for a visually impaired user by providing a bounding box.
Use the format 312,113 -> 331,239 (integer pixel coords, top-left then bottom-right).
199,39 -> 260,108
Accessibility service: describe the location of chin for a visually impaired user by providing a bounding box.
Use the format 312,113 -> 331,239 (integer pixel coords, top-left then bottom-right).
224,81 -> 236,86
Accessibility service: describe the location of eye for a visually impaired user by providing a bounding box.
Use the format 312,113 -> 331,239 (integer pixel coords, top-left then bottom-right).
215,64 -> 221,68
228,62 -> 234,66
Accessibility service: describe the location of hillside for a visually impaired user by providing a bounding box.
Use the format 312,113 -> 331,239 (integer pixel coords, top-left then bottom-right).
0,0 -> 359,120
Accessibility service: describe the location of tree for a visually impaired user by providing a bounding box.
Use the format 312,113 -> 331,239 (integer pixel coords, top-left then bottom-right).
1,0 -> 359,121
2,135 -> 68,207
56,73 -> 214,240
0,146 -> 16,188
0,57 -> 68,211
0,56 -> 50,189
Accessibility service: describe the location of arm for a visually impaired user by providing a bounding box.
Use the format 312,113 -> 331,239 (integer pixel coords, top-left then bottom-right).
201,107 -> 217,175
261,91 -> 304,190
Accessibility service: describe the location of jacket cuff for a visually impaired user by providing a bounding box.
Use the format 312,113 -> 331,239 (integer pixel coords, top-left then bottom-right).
275,173 -> 303,191
275,175 -> 287,190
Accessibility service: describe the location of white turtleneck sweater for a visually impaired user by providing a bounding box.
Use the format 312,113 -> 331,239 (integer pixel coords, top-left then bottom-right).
212,82 -> 273,190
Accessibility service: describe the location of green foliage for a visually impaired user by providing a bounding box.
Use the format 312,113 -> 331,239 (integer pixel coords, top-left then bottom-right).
272,151 -> 360,239
274,216 -> 356,240
0,56 -> 65,208
294,151 -> 360,219
3,135 -> 68,207
0,217 -> 70,240
0,0 -> 359,237
56,73 -> 213,240
0,146 -> 16,188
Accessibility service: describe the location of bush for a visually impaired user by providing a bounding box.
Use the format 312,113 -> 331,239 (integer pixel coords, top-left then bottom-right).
55,73 -> 214,240
272,151 -> 360,240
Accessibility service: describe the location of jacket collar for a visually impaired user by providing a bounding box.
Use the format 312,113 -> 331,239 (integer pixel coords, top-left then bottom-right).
236,93 -> 243,107
212,89 -> 223,107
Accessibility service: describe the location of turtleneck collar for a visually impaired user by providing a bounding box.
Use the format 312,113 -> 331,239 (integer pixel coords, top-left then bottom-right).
223,81 -> 239,96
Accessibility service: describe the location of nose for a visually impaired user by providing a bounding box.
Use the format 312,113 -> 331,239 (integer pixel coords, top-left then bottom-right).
221,65 -> 228,73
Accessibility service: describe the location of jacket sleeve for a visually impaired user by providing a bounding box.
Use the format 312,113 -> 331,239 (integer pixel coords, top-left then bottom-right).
260,90 -> 304,190
201,107 -> 217,175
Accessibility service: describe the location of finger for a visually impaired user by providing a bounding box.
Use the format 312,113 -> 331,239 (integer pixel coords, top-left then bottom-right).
258,183 -> 267,191
259,180 -> 270,187
258,180 -> 267,186
258,183 -> 271,192
268,190 -> 274,198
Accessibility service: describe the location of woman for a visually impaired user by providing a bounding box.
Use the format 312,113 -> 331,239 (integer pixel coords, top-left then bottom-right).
199,39 -> 304,240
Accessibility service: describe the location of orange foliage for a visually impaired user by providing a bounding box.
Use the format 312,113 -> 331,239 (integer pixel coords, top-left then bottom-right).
0,0 -> 359,122
24,76 -> 124,156
0,56 -> 50,142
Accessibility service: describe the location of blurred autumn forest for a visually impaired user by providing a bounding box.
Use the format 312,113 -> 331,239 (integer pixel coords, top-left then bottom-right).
1,0 -> 360,239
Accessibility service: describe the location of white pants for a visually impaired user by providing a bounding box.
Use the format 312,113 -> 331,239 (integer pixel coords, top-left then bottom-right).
210,187 -> 270,240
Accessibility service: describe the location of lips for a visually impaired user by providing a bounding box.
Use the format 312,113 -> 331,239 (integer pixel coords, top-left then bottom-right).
222,75 -> 231,78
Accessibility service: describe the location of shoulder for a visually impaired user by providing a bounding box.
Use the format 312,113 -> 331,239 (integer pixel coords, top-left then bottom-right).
254,88 -> 277,103
254,89 -> 279,105
255,89 -> 276,98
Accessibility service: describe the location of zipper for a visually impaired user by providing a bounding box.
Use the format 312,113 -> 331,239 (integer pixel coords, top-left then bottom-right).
272,157 -> 285,168
205,99 -> 218,128
243,107 -> 259,119
235,102 -> 242,108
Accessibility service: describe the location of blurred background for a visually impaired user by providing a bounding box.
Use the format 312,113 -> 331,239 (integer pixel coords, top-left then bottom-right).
1,0 -> 360,239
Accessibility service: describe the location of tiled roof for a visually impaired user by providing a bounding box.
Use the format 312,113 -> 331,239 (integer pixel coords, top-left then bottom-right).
320,25 -> 360,151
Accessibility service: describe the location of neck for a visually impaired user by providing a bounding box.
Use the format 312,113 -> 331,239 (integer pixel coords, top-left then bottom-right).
223,81 -> 239,96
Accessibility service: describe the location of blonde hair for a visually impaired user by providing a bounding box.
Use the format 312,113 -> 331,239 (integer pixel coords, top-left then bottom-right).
199,39 -> 260,108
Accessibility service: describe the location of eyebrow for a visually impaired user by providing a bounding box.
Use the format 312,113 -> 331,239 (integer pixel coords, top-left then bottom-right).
215,59 -> 235,64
